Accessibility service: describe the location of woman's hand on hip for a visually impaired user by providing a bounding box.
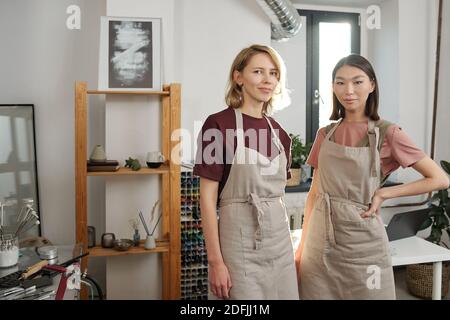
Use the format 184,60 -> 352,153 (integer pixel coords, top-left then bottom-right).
361,188 -> 386,218
209,261 -> 232,299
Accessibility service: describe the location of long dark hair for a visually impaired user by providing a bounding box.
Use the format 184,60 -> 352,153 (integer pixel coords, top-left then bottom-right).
330,54 -> 380,121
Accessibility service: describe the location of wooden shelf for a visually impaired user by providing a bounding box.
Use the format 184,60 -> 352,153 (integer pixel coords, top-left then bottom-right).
88,239 -> 169,257
87,90 -> 170,95
87,165 -> 169,176
75,81 -> 181,300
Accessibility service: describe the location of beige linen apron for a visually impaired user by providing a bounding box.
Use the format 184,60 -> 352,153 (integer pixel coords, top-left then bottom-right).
213,108 -> 299,300
299,119 -> 395,300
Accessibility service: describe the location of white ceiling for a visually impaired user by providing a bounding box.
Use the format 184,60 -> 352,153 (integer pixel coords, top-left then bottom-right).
292,0 -> 386,8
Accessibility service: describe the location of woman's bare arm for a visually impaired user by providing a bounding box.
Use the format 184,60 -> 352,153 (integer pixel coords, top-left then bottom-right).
200,177 -> 232,298
295,169 -> 320,275
362,156 -> 450,217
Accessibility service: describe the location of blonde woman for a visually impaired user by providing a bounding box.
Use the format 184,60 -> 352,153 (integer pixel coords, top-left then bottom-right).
194,45 -> 298,299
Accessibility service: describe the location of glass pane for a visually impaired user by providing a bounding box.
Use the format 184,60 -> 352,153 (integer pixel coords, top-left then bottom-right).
318,22 -> 352,128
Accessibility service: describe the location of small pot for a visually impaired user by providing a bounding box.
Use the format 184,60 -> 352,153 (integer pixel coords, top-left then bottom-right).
101,233 -> 115,248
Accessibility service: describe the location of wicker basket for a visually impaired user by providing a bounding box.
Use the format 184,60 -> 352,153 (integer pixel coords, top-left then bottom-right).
406,263 -> 449,299
287,168 -> 301,187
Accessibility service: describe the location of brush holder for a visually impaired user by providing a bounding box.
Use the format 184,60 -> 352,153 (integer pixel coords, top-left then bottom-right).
0,234 -> 19,268
144,235 -> 156,249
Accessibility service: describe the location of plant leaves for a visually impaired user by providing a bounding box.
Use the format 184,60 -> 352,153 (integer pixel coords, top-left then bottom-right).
436,214 -> 449,228
430,226 -> 442,242
289,134 -> 311,168
446,203 -> 450,214
430,193 -> 440,203
418,217 -> 432,230
441,160 -> 450,175
425,234 -> 439,244
429,206 -> 444,217
440,189 -> 448,205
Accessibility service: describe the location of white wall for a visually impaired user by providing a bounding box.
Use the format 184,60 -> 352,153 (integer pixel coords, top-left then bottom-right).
178,0 -> 270,162
0,0 -> 106,244
366,0 -> 399,124
388,0 -> 438,205
435,0 -> 450,164
271,16 -> 307,141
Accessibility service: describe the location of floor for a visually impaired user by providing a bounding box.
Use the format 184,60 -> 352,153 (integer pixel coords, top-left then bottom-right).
394,266 -> 450,300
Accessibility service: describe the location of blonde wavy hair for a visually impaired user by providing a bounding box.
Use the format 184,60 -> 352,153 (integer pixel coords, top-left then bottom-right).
225,44 -> 290,115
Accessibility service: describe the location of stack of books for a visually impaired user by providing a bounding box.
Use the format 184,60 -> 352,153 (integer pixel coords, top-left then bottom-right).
87,160 -> 120,172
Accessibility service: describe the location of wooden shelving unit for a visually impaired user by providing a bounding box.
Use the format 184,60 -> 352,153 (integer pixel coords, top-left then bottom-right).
87,165 -> 170,176
75,82 -> 181,300
88,239 -> 170,257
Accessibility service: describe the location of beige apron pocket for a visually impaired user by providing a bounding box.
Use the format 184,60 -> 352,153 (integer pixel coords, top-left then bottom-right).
330,200 -> 368,223
303,201 -> 328,252
240,217 -> 265,277
218,204 -> 245,272
331,203 -> 389,266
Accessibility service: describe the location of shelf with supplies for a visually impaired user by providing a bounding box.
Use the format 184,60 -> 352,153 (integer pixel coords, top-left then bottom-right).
180,171 -> 208,300
87,165 -> 170,176
74,82 -> 181,300
88,238 -> 170,257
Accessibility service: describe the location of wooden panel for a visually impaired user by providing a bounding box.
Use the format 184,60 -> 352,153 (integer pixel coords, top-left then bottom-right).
161,85 -> 171,300
87,90 -> 169,95
169,83 -> 181,299
162,252 -> 170,300
75,81 -> 88,299
87,166 -> 169,176
161,85 -> 170,239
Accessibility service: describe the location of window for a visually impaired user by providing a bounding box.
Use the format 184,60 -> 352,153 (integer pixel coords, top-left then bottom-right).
301,10 -> 361,143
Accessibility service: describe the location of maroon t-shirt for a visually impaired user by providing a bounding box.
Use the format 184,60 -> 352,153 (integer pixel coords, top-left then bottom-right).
193,107 -> 292,196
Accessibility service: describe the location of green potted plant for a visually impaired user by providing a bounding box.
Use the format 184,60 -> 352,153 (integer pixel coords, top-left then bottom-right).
406,160 -> 450,299
287,134 -> 312,187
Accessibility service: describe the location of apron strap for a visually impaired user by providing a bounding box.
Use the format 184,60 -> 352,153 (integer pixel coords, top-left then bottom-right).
248,193 -> 264,250
324,119 -> 343,142
319,193 -> 336,247
263,115 -> 284,153
367,120 -> 380,178
234,109 -> 246,164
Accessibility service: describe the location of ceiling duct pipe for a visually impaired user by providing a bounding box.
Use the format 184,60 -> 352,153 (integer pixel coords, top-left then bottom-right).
256,0 -> 302,41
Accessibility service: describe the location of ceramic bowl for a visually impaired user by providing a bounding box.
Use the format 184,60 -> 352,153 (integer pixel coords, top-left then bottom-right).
146,161 -> 164,168
113,239 -> 134,251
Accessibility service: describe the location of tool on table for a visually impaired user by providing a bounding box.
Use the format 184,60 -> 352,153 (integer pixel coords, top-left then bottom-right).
20,260 -> 49,280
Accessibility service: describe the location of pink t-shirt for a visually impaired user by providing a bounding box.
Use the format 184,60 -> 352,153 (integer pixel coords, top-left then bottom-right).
306,120 -> 426,178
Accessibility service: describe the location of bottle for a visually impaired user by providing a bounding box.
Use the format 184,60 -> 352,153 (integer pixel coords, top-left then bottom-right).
133,229 -> 141,246
87,226 -> 96,248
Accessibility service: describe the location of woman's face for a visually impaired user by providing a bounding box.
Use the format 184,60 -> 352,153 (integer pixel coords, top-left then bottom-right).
234,53 -> 279,106
333,65 -> 375,114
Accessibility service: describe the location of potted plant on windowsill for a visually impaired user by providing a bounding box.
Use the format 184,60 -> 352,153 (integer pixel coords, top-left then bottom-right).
406,160 -> 450,299
287,134 -> 312,187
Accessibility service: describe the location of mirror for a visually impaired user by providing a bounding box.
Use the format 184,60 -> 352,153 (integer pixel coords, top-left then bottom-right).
0,104 -> 41,238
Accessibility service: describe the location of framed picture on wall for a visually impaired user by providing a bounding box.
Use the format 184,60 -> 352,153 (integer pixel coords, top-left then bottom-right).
98,16 -> 162,91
